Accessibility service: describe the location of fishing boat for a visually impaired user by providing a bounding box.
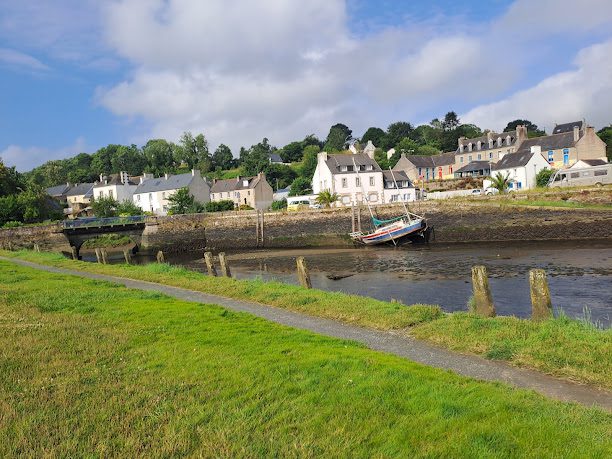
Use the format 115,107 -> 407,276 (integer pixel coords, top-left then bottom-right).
349,163 -> 428,246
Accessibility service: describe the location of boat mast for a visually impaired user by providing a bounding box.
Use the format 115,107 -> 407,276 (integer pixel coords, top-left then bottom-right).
388,167 -> 411,222
352,157 -> 375,220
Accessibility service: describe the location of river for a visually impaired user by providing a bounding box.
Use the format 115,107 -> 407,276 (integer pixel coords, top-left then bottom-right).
88,240 -> 612,327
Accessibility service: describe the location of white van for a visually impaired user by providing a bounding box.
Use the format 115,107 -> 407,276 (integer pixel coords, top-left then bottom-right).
549,164 -> 611,187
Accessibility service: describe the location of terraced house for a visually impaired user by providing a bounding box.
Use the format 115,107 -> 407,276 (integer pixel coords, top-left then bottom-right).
210,173 -> 273,210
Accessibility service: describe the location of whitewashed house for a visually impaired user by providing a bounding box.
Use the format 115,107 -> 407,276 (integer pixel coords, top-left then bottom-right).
312,151 -> 383,206
133,170 -> 210,216
93,171 -> 139,202
382,170 -> 417,203
488,146 -> 550,191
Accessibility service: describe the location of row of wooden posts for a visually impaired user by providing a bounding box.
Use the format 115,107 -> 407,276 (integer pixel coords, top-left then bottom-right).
471,265 -> 553,321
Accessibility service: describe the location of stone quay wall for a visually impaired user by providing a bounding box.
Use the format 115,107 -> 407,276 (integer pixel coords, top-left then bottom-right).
1,201 -> 611,254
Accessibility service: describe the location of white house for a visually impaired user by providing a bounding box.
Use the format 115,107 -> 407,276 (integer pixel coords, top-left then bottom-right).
93,171 -> 139,202
488,146 -> 550,191
133,170 -> 210,216
382,170 -> 417,203
312,151 -> 383,206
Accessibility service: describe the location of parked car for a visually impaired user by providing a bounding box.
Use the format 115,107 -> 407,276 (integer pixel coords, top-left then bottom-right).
470,189 -> 483,196
484,187 -> 499,195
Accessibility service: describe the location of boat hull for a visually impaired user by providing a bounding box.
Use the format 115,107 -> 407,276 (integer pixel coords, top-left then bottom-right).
354,219 -> 426,245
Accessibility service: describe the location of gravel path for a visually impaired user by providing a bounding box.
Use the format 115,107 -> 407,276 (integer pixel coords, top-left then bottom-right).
2,256 -> 610,412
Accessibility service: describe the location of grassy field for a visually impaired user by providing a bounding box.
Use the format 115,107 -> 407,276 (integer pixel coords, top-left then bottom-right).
1,260 -> 611,457
1,250 -> 611,389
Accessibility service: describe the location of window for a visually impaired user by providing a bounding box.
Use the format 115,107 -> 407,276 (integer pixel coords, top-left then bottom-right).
137,195 -> 141,202
517,182 -> 522,189
468,155 -> 473,161
358,165 -> 366,172
368,194 -> 378,202
594,169 -> 608,176
563,148 -> 570,165
366,165 -> 373,171
355,177 -> 360,187
449,166 -> 453,174
581,172 -> 590,177
570,172 -> 580,178
489,152 -> 493,159
248,191 -> 251,195
340,165 -> 347,172
369,176 -> 375,186
418,167 -> 422,175
477,153 -> 482,160
109,190 -> 114,199
162,192 -> 166,199
460,157 -> 464,164
149,193 -> 152,201
548,150 -> 554,163
346,165 -> 354,172
342,178 -> 347,188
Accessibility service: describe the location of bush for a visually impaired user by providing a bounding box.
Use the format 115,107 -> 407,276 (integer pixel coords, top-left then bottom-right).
238,204 -> 254,210
2,220 -> 23,228
271,199 -> 287,211
205,200 -> 235,212
536,168 -> 555,187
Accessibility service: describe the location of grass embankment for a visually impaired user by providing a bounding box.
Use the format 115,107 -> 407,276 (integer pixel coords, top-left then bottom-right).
1,250 -> 611,389
81,234 -> 132,249
1,261 -> 611,457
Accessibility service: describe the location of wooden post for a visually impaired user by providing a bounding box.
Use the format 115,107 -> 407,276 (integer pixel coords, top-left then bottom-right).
156,250 -> 165,264
356,206 -> 361,232
33,243 -> 40,252
7,241 -> 13,251
260,210 -> 264,247
204,252 -> 217,277
351,204 -> 355,233
71,246 -> 78,260
471,266 -> 495,317
296,256 -> 312,289
95,248 -> 102,264
123,249 -> 132,265
255,210 -> 260,247
218,252 -> 231,277
100,248 -> 109,265
529,269 -> 553,321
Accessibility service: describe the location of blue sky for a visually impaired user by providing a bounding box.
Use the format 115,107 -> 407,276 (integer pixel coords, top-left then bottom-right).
1,0 -> 611,171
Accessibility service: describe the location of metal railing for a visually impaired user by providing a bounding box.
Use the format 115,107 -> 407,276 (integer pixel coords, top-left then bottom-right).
62,215 -> 150,230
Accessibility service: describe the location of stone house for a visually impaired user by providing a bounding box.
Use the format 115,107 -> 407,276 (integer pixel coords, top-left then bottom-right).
515,121 -> 606,169
312,151 -> 383,206
393,152 -> 455,182
455,126 -> 528,171
133,170 -> 210,216
65,182 -> 95,216
45,183 -> 71,204
210,173 -> 273,210
93,171 -> 139,202
489,146 -> 550,190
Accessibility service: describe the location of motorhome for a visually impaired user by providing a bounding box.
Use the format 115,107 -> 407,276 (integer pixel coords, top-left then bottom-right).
549,163 -> 611,187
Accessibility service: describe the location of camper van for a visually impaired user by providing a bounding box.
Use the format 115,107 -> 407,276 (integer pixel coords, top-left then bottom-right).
287,195 -> 320,211
549,163 -> 611,188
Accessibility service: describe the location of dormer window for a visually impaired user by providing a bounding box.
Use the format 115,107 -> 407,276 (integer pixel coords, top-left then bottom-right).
358,165 -> 366,171
488,139 -> 493,148
243,180 -> 249,187
497,138 -> 502,147
477,141 -> 482,150
347,165 -> 354,172
468,143 -> 473,152
506,135 -> 511,145
340,165 -> 348,172
366,165 -> 373,171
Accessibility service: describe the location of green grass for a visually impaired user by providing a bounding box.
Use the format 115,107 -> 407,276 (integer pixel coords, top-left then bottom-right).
0,261 -> 611,457
501,199 -> 612,210
1,250 -> 611,389
81,234 -> 132,248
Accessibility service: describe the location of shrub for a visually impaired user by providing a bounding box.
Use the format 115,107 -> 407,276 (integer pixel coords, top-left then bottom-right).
238,204 -> 254,210
205,200 -> 235,212
271,199 -> 287,211
2,220 -> 23,228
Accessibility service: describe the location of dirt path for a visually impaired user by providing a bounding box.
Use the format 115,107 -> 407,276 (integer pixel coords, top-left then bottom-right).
2,256 -> 610,412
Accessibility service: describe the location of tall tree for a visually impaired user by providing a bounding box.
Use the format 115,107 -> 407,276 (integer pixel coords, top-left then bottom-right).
265,164 -> 297,190
300,145 -> 320,179
279,141 -> 304,163
91,145 -> 121,176
504,119 -> 545,137
242,138 -> 273,176
111,144 -> 147,175
596,126 -> 612,161
360,127 -> 386,147
176,132 -> 211,171
324,123 -> 352,152
442,111 -> 460,131
382,122 -> 413,150
0,159 -> 23,196
212,144 -> 234,170
143,139 -> 177,176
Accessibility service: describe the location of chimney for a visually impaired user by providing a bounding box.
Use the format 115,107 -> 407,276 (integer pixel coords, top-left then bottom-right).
213,178 -> 217,184
458,137 -> 465,153
99,174 -> 103,182
164,173 -> 169,179
573,125 -> 580,142
139,176 -> 144,184
191,169 -> 195,176
516,125 -> 528,144
236,175 -> 241,182
530,145 -> 542,156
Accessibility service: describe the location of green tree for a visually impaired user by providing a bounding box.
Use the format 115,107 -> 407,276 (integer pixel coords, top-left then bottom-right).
490,172 -> 511,193
212,144 -> 234,170
315,190 -> 339,208
265,164 -> 297,190
91,196 -> 118,218
0,194 -> 21,226
242,138 -> 273,176
167,188 -> 203,215
299,145 -> 320,179
361,127 -> 386,147
143,139 -> 177,176
535,168 -> 555,187
271,198 -> 287,211
289,177 -> 312,196
116,200 -> 143,216
0,159 -> 23,196
596,126 -> 612,161
176,132 -> 211,171
396,137 -> 419,155
279,141 -> 304,163
324,123 -> 352,152
205,200 -> 235,212
504,119 -> 545,137
382,122 -> 413,150
442,111 -> 460,131
412,125 -> 442,149
416,145 -> 440,156
91,145 -> 121,176
111,144 -> 147,175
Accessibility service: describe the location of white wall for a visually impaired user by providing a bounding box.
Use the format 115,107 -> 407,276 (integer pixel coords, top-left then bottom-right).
383,187 -> 416,203
493,153 -> 550,190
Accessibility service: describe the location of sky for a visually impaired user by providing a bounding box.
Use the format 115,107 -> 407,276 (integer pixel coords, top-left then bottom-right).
1,0 -> 611,171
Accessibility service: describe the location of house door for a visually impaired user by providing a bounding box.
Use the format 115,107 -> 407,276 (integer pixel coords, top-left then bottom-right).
563,149 -> 569,165
244,198 -> 247,205
438,167 -> 442,179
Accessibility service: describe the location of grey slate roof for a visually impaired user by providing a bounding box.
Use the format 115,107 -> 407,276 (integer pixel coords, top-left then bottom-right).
382,170 -> 412,188
210,175 -> 263,193
432,152 -> 455,166
326,153 -> 381,174
134,172 -> 195,194
458,130 -> 517,151
455,161 -> 492,174
552,121 -> 583,135
94,173 -> 139,187
269,153 -> 283,163
46,184 -> 71,197
579,159 -> 607,166
515,132 -> 575,154
492,152 -> 534,170
394,155 -> 435,168
66,183 -> 95,198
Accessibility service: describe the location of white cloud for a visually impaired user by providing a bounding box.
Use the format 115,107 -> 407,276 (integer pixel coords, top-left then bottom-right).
0,48 -> 49,72
1,138 -> 88,172
461,39 -> 612,132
